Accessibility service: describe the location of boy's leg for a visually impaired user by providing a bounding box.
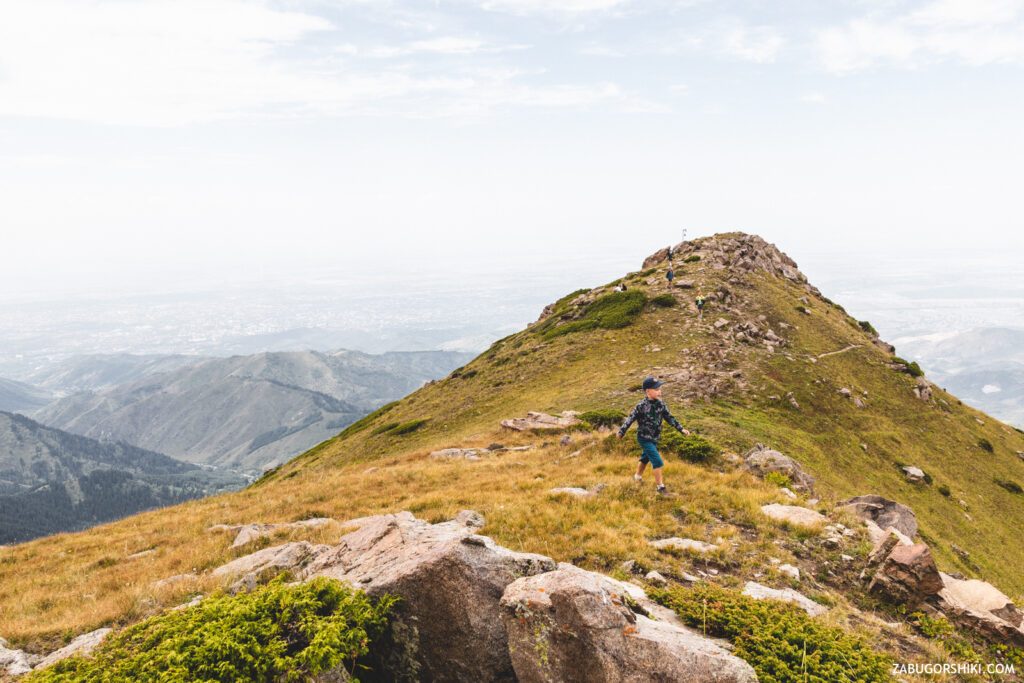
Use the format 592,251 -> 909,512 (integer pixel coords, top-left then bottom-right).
652,467 -> 664,486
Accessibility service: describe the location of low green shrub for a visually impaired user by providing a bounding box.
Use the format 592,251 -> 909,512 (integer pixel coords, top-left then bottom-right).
978,438 -> 994,453
858,320 -> 878,336
660,431 -> 718,462
579,409 -> 626,429
651,584 -> 894,682
649,293 -> 678,308
763,471 -> 791,489
892,357 -> 924,377
542,291 -> 647,340
27,577 -> 397,683
389,419 -> 429,436
937,484 -> 951,497
370,421 -> 400,436
339,402 -> 399,439
684,255 -> 700,263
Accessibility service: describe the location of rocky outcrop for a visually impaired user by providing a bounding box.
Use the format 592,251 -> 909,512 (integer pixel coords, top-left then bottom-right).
298,511 -> 554,682
501,411 -> 581,432
743,444 -> 815,493
838,495 -> 918,539
742,581 -> 827,617
500,564 -> 757,683
937,573 -> 1024,647
861,533 -> 943,608
760,503 -> 826,528
643,234 -> 807,285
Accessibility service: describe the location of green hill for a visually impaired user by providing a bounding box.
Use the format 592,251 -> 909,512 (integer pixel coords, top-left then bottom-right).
2,232 -> 1023,678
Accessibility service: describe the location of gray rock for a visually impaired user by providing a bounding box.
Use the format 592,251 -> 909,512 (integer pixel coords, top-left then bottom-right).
760,504 -> 826,528
650,537 -> 717,554
901,466 -> 926,483
839,495 -> 918,538
743,444 -> 815,493
35,628 -> 112,670
429,448 -> 484,460
1,638 -> 35,677
212,541 -> 330,586
742,581 -> 827,616
501,564 -> 757,683
937,573 -> 1024,646
500,411 -> 581,432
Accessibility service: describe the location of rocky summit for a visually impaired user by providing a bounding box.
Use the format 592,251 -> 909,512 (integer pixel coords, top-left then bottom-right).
3,232 -> 1024,681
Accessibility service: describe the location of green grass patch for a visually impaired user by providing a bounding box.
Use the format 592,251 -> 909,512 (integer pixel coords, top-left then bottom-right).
684,255 -> 701,263
541,291 -> 648,340
579,409 -> 626,430
27,577 -> 397,683
858,320 -> 878,336
651,584 -> 894,683
649,293 -> 678,308
660,431 -> 719,463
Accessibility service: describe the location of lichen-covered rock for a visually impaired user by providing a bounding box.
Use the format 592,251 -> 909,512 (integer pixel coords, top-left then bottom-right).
838,495 -> 918,539
743,444 -> 815,493
500,564 -> 757,683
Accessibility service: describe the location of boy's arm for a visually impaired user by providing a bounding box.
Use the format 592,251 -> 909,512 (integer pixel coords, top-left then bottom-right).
618,404 -> 639,438
662,403 -> 690,435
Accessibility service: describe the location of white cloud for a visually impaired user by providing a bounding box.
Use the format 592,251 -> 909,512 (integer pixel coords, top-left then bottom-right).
723,25 -> 784,63
474,0 -> 629,15
799,92 -> 826,104
816,0 -> 1024,72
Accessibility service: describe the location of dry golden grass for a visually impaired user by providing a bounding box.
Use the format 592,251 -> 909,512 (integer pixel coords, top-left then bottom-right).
2,430 -> 804,651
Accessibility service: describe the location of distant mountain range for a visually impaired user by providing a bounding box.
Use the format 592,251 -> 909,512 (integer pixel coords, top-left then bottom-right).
0,377 -> 51,413
0,411 -> 243,543
895,327 -> 1024,427
31,349 -> 473,472
18,353 -> 204,396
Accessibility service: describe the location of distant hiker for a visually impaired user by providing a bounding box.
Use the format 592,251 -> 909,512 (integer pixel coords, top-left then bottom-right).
618,376 -> 690,495
666,268 -> 675,286
695,294 -> 706,321
666,245 -> 673,261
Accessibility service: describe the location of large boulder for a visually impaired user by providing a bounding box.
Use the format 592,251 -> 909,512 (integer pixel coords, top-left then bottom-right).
500,564 -> 757,683
861,534 -> 943,608
743,444 -> 815,493
838,495 -> 918,539
937,573 -> 1024,647
299,511 -> 556,682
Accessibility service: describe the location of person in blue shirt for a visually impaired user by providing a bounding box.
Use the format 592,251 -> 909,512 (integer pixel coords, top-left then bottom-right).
618,376 -> 690,495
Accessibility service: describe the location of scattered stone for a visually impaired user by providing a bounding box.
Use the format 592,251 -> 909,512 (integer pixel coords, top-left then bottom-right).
619,559 -> 646,576
713,318 -> 729,329
430,447 -> 484,461
913,377 -> 933,401
838,387 -> 852,398
501,564 -> 757,683
861,534 -> 943,608
127,548 -> 156,559
742,581 -> 827,616
838,495 -> 918,539
208,518 -> 333,549
549,484 -> 605,499
742,444 -> 815,493
153,572 -> 197,589
779,487 -> 797,499
902,466 -> 926,483
35,628 -> 112,670
645,570 -> 668,586
853,396 -> 867,408
760,504 -> 826,528
841,554 -> 854,563
787,394 -> 800,410
500,411 -> 580,432
650,537 -> 717,554
778,564 -> 800,581
821,523 -> 856,548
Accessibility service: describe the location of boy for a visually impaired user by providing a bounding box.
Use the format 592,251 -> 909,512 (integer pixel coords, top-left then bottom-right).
618,376 -> 690,495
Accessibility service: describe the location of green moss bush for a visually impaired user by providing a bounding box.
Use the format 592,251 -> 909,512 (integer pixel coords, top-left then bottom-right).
650,293 -> 678,308
541,291 -> 647,340
660,431 -> 718,462
579,409 -> 626,429
651,584 -> 894,682
27,577 -> 396,683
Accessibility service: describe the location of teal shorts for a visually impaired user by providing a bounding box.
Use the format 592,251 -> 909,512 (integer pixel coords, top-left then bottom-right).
638,439 -> 664,468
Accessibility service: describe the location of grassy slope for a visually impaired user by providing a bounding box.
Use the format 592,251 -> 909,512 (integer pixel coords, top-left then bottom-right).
2,233 -> 1023,669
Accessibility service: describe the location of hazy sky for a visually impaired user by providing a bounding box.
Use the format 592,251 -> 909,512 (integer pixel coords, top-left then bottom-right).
2,0 -> 1023,299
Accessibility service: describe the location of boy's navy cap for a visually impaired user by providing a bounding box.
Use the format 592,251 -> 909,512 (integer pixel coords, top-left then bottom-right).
642,376 -> 663,390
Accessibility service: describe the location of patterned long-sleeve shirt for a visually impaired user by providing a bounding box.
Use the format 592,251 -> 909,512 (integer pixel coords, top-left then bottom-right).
618,398 -> 685,441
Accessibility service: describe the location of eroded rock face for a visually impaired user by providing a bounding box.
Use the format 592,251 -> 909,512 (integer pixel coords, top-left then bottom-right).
500,564 -> 757,683
299,511 -> 556,683
838,495 -> 918,539
861,534 -> 943,608
743,444 -> 815,493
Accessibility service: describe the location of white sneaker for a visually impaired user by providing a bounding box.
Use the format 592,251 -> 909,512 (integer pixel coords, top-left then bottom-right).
633,474 -> 643,483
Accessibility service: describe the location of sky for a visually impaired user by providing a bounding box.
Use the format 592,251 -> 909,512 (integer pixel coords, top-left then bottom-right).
2,0 -> 1023,300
